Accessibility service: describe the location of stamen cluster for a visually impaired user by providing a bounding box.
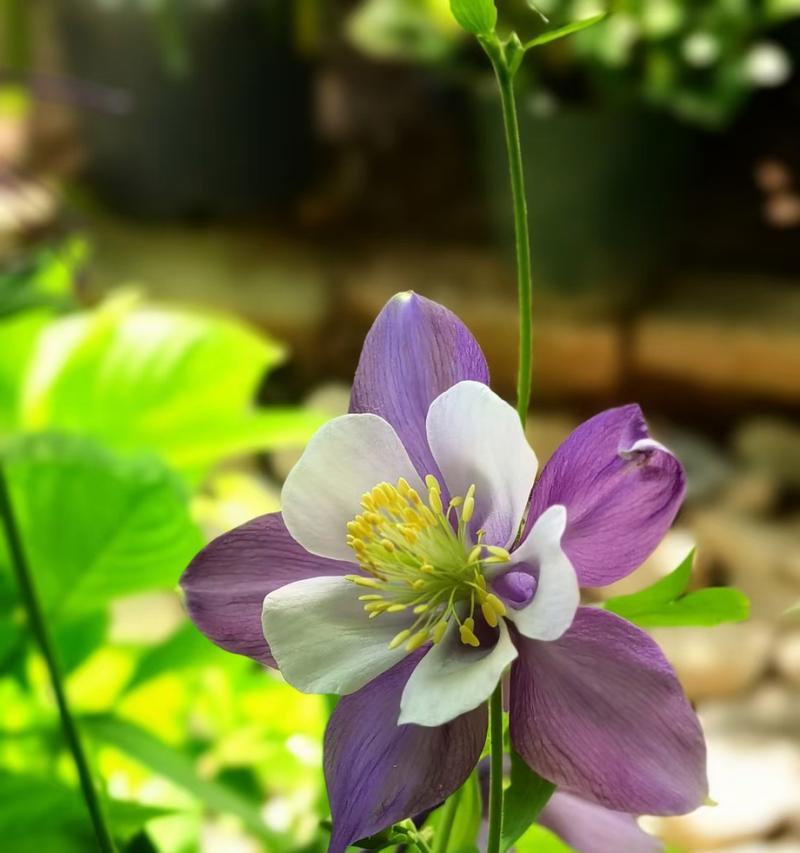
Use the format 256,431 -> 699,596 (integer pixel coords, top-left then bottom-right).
345,475 -> 508,652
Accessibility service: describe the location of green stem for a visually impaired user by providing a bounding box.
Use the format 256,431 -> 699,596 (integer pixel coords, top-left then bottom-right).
415,838 -> 434,853
486,683 -> 505,853
489,49 -> 534,425
0,467 -> 117,852
433,788 -> 460,853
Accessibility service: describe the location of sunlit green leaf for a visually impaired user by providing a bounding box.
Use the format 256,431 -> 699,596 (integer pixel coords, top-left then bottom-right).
449,0 -> 497,35
514,823 -> 576,852
604,550 -> 750,627
0,769 -> 173,851
83,714 -> 282,844
0,311 -> 50,434
501,751 -> 555,851
523,13 -> 608,50
0,239 -> 82,319
124,621 -> 221,693
3,433 -> 203,619
20,293 -> 321,476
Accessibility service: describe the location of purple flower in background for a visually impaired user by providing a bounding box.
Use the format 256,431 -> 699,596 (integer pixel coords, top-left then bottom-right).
181,292 -> 707,853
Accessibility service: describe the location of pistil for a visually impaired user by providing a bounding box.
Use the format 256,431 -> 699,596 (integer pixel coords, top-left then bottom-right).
345,476 -> 508,652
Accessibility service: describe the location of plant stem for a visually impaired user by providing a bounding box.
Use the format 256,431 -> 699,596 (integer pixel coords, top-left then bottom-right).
491,52 -> 534,425
486,683 -> 505,853
433,788 -> 460,853
0,466 -> 117,852
415,837 -> 434,853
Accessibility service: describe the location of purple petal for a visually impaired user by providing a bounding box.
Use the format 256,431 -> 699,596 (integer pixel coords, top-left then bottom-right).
509,607 -> 707,815
350,292 -> 489,479
525,404 -> 685,587
180,513 -> 352,667
539,791 -> 663,853
324,652 -> 487,853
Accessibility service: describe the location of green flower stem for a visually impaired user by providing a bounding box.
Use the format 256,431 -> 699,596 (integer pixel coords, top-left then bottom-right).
486,683 -> 505,853
480,32 -> 533,853
0,466 -> 117,853
484,38 -> 533,426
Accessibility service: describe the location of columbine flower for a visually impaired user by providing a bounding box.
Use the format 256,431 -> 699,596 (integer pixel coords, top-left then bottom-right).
182,292 -> 707,852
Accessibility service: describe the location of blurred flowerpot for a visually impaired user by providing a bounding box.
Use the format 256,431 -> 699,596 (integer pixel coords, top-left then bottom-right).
55,0 -> 313,217
475,90 -> 701,304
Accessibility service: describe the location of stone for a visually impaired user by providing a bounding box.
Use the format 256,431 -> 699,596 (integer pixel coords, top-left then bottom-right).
651,622 -> 774,700
339,245 -> 623,403
649,733 -> 800,849
734,417 -> 800,490
691,509 -> 800,618
700,681 -> 800,742
632,277 -> 800,404
775,631 -> 800,687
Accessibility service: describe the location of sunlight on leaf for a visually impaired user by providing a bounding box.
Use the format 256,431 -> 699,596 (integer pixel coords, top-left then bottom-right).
18,294 -> 320,477
3,433 -> 203,620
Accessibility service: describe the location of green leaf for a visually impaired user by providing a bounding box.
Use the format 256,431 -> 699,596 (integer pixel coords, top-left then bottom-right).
3,433 -> 203,619
0,238 -> 82,319
501,751 -> 555,851
0,769 -> 173,851
523,13 -> 608,50
20,293 -> 320,476
83,714 -> 282,844
514,824 -> 576,853
426,772 -> 482,850
616,588 -> 750,628
124,621 -> 221,693
0,311 -> 50,434
449,0 -> 497,35
604,550 -> 750,628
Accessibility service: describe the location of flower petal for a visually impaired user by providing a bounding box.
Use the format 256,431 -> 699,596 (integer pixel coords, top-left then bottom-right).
350,292 -> 490,480
180,512 -> 351,667
525,405 -> 686,587
502,505 -> 579,641
325,652 -> 487,853
427,381 -> 537,547
539,792 -> 663,853
281,413 -> 423,562
399,619 -> 518,727
510,607 -> 707,815
262,575 -> 409,695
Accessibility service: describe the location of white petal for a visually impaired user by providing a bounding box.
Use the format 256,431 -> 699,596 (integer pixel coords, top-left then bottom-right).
399,619 -> 518,727
262,575 -> 408,695
426,381 -> 537,547
281,413 -> 423,562
504,505 -> 579,641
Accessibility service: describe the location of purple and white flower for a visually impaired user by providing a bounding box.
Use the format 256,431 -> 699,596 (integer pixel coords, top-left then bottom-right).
181,292 -> 707,852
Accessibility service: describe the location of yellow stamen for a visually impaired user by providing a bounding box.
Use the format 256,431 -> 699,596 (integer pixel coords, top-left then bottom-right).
389,629 -> 412,649
406,629 -> 430,651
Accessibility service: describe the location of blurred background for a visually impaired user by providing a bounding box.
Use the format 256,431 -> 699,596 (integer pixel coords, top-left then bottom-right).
1,1 -> 799,852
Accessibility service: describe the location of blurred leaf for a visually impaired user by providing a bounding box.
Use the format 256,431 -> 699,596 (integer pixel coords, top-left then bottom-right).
3,433 -> 202,619
514,824 -> 576,853
124,622 -> 221,693
426,772 -> 482,850
53,610 -> 109,672
20,293 -> 320,477
84,714 -> 282,844
0,769 -> 173,852
0,239 -> 82,320
604,550 -> 750,627
501,751 -> 555,851
523,14 -> 608,50
0,311 -> 50,434
449,0 -> 497,35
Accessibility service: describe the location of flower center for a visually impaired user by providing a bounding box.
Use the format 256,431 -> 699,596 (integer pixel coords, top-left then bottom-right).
345,475 -> 509,653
